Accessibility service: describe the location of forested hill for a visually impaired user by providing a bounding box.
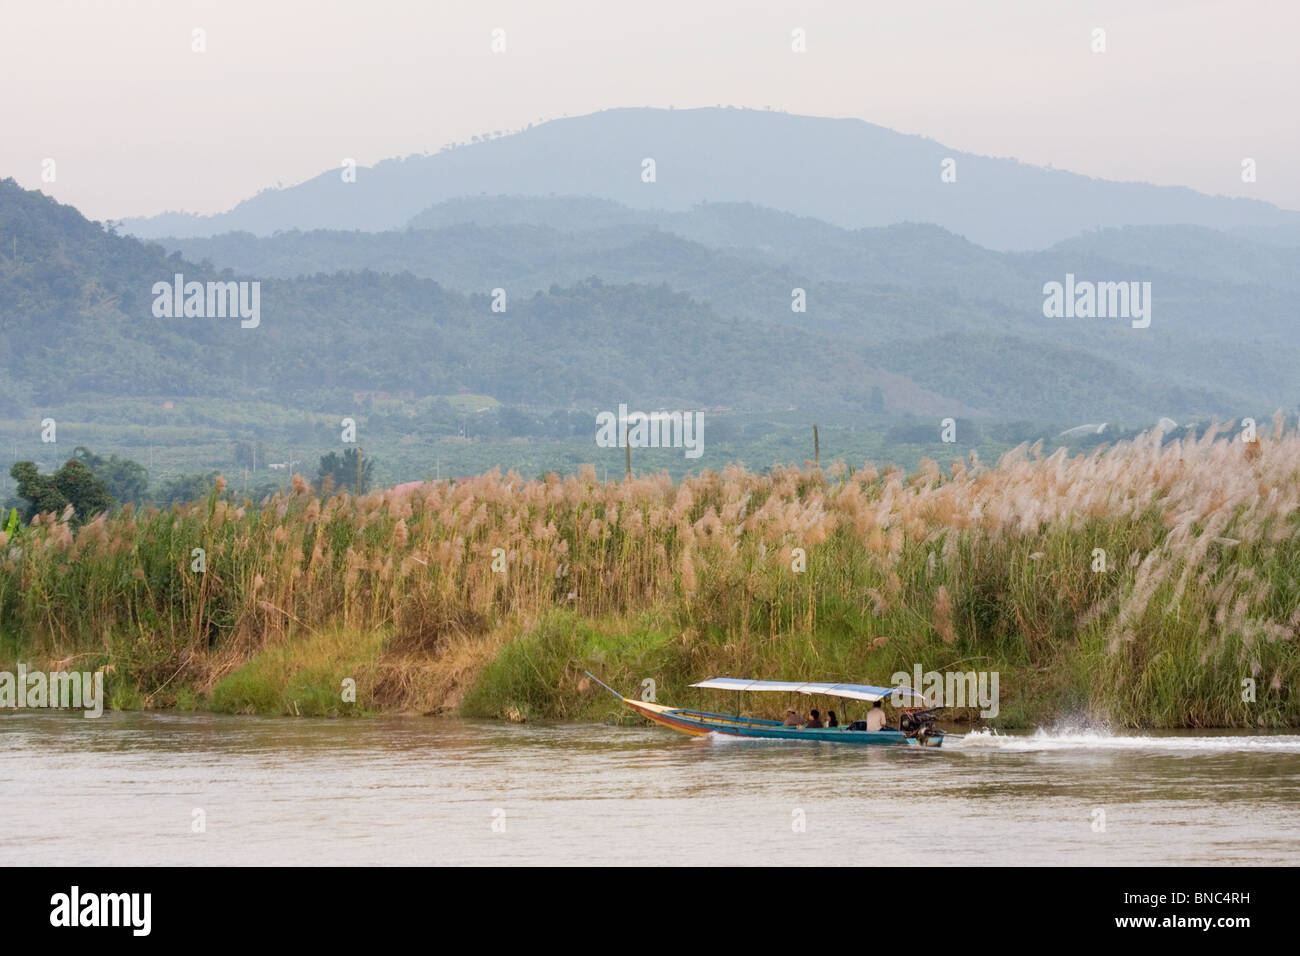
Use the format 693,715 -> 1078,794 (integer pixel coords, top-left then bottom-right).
0,179 -> 947,418
0,178 -> 1285,424
154,195 -> 1300,421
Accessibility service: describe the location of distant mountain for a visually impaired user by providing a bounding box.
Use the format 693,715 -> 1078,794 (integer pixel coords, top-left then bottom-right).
119,108 -> 1300,251
154,195 -> 1300,413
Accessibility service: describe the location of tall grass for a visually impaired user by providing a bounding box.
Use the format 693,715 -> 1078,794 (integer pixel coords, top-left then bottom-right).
1,423 -> 1297,726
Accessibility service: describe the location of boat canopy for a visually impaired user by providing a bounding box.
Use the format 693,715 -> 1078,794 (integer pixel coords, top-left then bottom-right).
689,677 -> 926,704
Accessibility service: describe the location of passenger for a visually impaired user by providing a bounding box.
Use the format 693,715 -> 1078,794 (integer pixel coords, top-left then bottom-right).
826,710 -> 839,728
866,700 -> 888,731
782,708 -> 803,727
805,708 -> 824,728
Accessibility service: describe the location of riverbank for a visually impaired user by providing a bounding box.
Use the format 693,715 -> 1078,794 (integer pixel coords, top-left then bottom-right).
3,423 -> 1298,727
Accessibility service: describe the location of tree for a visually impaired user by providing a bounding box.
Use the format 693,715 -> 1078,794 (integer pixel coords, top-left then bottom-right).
317,448 -> 373,494
10,459 -> 112,523
9,461 -> 66,518
72,446 -> 148,505
154,471 -> 220,507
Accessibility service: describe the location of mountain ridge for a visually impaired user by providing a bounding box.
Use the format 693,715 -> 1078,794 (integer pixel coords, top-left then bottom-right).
0,178 -> 1280,428
119,107 -> 1300,250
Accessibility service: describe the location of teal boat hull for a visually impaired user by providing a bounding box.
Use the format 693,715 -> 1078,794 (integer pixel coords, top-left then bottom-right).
627,701 -> 945,747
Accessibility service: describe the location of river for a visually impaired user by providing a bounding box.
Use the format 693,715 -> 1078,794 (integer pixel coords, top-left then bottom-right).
3,712 -> 1298,865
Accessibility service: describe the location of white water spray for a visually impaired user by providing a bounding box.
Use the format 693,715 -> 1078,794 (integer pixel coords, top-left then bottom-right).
951,728 -> 1300,753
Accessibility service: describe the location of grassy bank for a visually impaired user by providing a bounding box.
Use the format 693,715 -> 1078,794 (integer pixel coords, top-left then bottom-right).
2,421 -> 1298,728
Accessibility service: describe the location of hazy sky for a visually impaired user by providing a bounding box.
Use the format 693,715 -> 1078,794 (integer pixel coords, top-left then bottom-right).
4,0 -> 1297,221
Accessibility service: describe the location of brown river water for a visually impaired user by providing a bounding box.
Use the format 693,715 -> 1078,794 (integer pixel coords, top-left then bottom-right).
2,712 -> 1298,865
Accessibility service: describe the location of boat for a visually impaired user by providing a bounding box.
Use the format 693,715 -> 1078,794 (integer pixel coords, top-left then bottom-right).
586,672 -> 945,747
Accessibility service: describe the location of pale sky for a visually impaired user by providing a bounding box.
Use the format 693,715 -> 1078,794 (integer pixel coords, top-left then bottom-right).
3,0 -> 1297,221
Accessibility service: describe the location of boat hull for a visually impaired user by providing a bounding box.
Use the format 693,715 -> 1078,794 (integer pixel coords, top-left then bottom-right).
623,698 -> 944,747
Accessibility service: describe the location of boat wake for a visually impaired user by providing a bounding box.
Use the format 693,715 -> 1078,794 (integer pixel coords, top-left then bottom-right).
952,728 -> 1300,753
705,730 -> 802,745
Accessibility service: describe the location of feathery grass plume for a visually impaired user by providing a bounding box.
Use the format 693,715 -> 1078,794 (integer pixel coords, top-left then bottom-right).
933,585 -> 955,643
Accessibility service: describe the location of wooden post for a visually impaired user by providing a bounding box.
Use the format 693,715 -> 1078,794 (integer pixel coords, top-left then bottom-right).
813,424 -> 820,466
356,446 -> 363,494
624,440 -> 632,479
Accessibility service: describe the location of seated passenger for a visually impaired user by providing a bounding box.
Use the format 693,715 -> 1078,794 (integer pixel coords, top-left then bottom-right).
805,708 -> 824,728
866,700 -> 888,731
782,708 -> 803,727
826,710 -> 839,728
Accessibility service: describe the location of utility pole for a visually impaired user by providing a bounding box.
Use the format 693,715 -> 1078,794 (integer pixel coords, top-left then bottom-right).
624,441 -> 631,479
813,424 -> 820,466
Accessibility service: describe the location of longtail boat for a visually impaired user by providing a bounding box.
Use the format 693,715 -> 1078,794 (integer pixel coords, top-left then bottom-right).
586,672 -> 945,747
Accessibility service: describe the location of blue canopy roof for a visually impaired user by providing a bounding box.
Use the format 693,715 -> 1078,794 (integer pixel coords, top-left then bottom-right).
689,677 -> 926,703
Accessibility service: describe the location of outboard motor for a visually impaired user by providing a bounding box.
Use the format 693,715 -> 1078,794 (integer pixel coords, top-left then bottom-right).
898,707 -> 945,745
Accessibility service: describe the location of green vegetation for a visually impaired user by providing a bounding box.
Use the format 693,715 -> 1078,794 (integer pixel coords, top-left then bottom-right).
8,458 -> 111,523
209,627 -> 386,716
4,446 -> 271,518
2,427 -> 1297,729
316,447 -> 374,495
70,446 -> 148,505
